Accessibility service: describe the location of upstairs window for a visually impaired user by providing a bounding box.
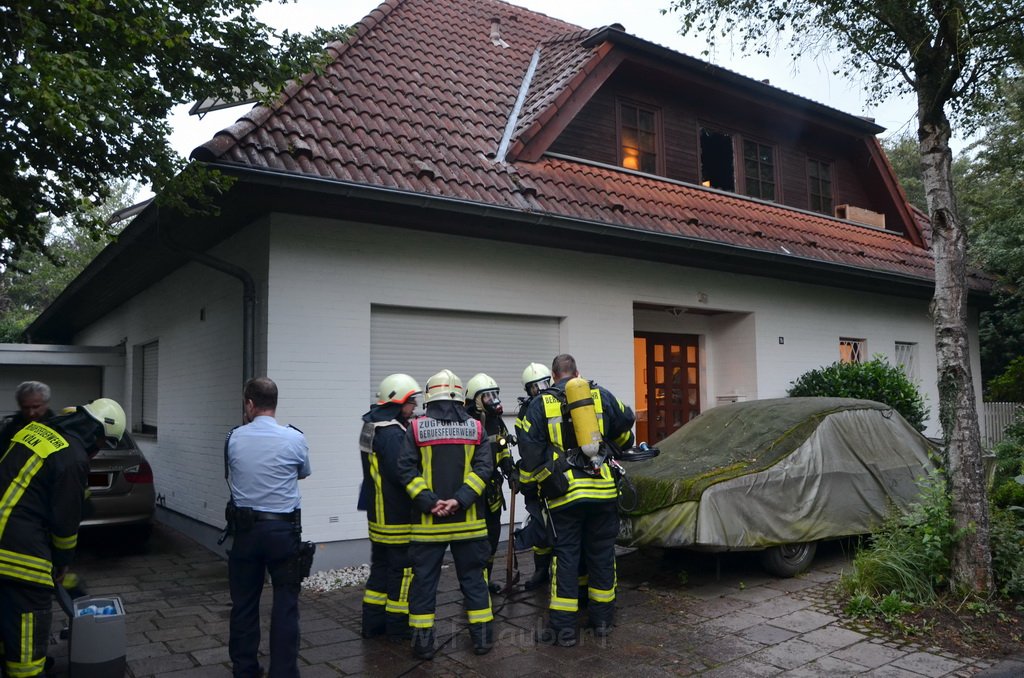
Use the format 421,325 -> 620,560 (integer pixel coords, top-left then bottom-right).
808,158 -> 834,214
618,101 -> 658,174
743,140 -> 776,200
700,127 -> 735,191
840,337 -> 866,364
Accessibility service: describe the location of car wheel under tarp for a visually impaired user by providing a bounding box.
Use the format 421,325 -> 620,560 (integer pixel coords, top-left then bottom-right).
759,541 -> 817,577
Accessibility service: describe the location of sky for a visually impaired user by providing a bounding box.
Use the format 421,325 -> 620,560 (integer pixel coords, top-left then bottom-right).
168,0 -> 926,162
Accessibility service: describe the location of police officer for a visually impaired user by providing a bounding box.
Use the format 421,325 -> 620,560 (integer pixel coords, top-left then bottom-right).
464,373 -> 515,595
514,363 -> 554,591
0,381 -> 55,452
398,370 -> 494,659
519,354 -> 634,647
226,377 -> 311,678
358,373 -> 421,640
0,398 -> 125,678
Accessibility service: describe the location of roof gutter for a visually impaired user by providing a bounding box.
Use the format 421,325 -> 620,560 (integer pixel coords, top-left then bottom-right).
204,161 -> 944,294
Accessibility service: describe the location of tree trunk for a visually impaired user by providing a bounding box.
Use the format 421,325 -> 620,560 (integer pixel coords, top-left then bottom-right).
918,109 -> 993,593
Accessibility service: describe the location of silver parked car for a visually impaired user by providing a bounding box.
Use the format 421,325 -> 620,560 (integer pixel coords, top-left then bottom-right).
81,433 -> 156,540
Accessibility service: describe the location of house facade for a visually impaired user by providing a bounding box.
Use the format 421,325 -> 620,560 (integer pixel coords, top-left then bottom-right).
27,0 -> 987,564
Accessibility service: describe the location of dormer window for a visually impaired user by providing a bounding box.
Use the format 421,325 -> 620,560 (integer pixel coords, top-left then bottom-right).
808,158 -> 834,214
618,100 -> 659,174
743,140 -> 776,201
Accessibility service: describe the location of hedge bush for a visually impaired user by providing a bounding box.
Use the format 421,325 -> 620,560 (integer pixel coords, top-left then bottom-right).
787,356 -> 928,432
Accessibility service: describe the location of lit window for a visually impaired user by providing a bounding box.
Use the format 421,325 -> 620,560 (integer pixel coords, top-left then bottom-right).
619,102 -> 658,173
840,337 -> 866,364
743,140 -> 775,200
808,158 -> 833,214
895,341 -> 918,380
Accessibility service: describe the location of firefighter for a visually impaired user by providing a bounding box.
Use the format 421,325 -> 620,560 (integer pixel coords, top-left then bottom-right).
0,398 -> 126,678
514,363 -> 554,591
518,355 -> 635,647
358,373 -> 421,640
398,370 -> 494,659
464,373 -> 515,595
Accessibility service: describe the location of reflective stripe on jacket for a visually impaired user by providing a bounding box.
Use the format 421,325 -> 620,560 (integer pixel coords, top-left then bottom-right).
0,422 -> 88,587
359,418 -> 412,545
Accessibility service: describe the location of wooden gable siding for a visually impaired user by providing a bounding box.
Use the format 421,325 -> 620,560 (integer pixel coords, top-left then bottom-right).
548,65 -> 905,233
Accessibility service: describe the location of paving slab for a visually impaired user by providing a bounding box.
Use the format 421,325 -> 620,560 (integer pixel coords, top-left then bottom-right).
43,523 -> 1017,677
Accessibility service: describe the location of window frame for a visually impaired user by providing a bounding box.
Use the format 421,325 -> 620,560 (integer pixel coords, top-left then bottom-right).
133,340 -> 159,436
807,156 -> 835,214
895,341 -> 919,381
839,337 -> 867,364
616,98 -> 663,175
739,137 -> 778,201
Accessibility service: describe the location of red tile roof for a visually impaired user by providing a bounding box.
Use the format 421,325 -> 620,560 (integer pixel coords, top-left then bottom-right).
191,0 -> 975,289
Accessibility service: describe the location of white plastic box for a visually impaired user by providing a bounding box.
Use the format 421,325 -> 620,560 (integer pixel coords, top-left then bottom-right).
69,595 -> 126,678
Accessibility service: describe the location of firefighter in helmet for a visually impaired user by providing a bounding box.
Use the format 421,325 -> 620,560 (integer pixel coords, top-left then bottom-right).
514,362 -> 554,591
518,355 -> 634,647
464,373 -> 516,594
398,370 -> 494,659
0,398 -> 126,678
358,373 -> 421,639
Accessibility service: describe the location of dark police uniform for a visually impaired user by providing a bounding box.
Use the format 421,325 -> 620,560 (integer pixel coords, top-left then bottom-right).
398,401 -> 494,657
519,378 -> 634,642
0,417 -> 90,678
358,403 -> 414,639
226,416 -> 310,678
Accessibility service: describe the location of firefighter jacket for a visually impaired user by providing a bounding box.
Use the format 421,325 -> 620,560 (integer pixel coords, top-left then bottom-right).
518,378 -> 635,511
0,419 -> 90,588
514,397 -> 539,501
398,402 -> 493,543
359,403 -> 413,546
0,409 -> 55,454
476,412 -> 514,513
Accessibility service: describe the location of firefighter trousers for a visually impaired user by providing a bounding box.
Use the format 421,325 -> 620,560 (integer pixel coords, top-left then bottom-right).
408,539 -> 493,631
362,542 -> 412,638
547,500 -> 618,632
0,581 -> 51,678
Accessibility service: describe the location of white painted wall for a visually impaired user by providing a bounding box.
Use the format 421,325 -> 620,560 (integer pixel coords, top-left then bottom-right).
69,211 -> 981,544
73,223 -> 270,527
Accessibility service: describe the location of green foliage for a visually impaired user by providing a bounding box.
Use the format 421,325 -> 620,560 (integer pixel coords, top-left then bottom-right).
990,507 -> 1024,599
0,182 -> 137,341
842,471 -> 960,610
990,413 -> 1024,509
787,356 -> 929,431
0,0 -> 351,267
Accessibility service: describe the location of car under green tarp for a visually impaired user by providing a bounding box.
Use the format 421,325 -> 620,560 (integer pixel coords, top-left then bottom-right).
618,397 -> 938,552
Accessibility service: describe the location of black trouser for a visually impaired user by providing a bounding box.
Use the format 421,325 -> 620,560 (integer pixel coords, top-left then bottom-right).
408,538 -> 492,631
547,500 -> 618,631
362,541 -> 412,637
485,502 -> 502,572
0,581 -> 50,678
228,521 -> 301,678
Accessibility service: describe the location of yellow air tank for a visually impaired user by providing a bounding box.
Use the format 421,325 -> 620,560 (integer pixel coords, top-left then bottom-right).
565,377 -> 602,458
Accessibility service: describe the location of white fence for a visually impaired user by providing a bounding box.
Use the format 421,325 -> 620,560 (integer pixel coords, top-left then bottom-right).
982,402 -> 1022,449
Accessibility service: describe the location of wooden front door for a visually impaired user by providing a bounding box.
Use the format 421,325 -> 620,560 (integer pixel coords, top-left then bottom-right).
636,333 -> 701,443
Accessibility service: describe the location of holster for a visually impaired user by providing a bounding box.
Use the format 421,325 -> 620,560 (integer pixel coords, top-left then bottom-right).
276,540 -> 317,586
227,501 -> 256,533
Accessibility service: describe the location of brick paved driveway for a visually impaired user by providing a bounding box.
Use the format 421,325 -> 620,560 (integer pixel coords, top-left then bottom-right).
46,522 -> 1001,677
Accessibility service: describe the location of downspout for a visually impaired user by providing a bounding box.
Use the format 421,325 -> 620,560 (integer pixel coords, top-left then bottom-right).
156,206 -> 256,383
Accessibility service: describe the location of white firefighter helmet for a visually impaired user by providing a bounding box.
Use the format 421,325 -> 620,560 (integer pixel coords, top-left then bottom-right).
376,373 -> 422,405
465,373 -> 499,402
424,369 -> 464,403
521,362 -> 552,394
81,398 -> 127,442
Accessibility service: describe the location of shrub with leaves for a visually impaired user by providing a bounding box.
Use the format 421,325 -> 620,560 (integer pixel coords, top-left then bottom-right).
990,507 -> 1024,599
788,356 -> 928,432
987,356 -> 1024,402
990,412 -> 1024,509
842,470 -> 959,615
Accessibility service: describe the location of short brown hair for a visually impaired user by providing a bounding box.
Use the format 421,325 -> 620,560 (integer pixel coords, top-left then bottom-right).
551,354 -> 577,379
244,377 -> 278,410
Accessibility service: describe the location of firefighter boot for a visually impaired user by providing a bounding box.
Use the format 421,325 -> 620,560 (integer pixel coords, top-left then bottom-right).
361,604 -> 386,639
469,621 -> 494,655
411,628 -> 436,660
523,553 -> 551,591
484,565 -> 501,595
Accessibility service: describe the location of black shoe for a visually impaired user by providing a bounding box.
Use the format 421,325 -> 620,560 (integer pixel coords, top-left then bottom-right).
361,626 -> 385,639
588,622 -> 612,638
488,581 -> 502,595
469,621 -> 493,655
535,626 -> 577,647
523,553 -> 551,591
412,629 -> 436,660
